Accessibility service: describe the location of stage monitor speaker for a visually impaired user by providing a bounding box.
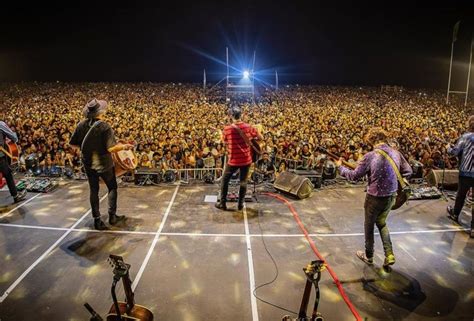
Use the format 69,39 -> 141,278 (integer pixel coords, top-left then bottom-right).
273,171 -> 313,199
290,170 -> 322,189
425,169 -> 459,191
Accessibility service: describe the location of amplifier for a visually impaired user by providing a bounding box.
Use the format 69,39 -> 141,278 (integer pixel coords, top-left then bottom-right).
425,169 -> 459,191
134,170 -> 161,185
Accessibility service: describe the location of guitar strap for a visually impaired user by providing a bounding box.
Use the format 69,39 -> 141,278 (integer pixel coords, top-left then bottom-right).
80,120 -> 102,155
231,124 -> 260,154
375,149 -> 408,188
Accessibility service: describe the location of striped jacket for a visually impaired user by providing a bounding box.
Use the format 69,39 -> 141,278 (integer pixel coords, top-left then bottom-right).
448,132 -> 474,178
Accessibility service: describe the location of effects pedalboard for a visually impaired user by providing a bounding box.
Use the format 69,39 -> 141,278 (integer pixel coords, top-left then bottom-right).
409,186 -> 443,200
17,178 -> 58,193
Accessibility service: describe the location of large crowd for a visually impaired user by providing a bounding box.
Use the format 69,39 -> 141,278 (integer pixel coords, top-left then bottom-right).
0,82 -> 471,177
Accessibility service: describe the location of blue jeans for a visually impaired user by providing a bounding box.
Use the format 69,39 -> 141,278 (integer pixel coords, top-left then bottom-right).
364,193 -> 396,258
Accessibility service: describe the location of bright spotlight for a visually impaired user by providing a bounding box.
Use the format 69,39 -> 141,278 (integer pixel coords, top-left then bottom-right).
243,70 -> 250,79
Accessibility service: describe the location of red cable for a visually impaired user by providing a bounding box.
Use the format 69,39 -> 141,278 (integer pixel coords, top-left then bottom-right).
262,192 -> 363,321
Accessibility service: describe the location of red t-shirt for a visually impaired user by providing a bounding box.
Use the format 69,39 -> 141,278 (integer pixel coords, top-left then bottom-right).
223,122 -> 258,166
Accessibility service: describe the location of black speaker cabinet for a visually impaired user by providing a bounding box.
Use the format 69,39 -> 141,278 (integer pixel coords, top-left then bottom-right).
273,171 -> 313,199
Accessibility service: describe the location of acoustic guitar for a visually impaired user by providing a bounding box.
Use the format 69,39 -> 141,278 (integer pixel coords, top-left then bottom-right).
317,146 -> 410,210
84,255 -> 153,321
231,124 -> 263,162
106,255 -> 154,321
0,139 -> 20,165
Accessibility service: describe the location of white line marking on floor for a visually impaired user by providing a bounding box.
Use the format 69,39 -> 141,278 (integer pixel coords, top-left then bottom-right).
0,193 -> 42,219
0,223 -> 69,232
132,184 -> 180,292
0,223 -> 470,238
398,243 -> 417,261
0,193 -> 107,303
162,232 -> 245,237
389,228 -> 469,235
243,206 -> 259,321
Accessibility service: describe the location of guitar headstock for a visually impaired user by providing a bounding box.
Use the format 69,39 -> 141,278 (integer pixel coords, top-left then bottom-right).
303,260 -> 326,279
107,254 -> 130,277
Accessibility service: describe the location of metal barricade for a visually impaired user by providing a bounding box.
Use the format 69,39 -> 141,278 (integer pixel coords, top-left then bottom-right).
274,157 -> 305,170
177,167 -> 224,184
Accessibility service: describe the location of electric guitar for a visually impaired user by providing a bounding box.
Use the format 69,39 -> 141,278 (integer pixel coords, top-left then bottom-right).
317,146 -> 410,210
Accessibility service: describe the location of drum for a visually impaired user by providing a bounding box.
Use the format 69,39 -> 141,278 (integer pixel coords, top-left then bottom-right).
202,172 -> 215,184
163,170 -> 176,183
251,172 -> 264,184
26,154 -> 40,174
112,150 -> 138,177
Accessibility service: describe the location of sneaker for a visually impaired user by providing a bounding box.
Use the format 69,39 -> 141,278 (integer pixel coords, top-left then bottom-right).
13,189 -> 27,203
383,254 -> 396,267
94,219 -> 108,230
356,250 -> 373,265
109,214 -> 126,225
238,203 -> 244,211
447,206 -> 459,223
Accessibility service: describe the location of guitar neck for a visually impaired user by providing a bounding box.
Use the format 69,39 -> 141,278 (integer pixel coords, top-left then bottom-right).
319,147 -> 356,169
122,271 -> 135,310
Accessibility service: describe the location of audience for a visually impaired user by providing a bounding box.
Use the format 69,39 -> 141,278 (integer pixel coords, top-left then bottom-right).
0,82 -> 470,177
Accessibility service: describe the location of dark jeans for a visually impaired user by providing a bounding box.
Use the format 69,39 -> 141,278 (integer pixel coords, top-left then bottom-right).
85,166 -> 117,218
364,193 -> 396,258
453,175 -> 474,227
219,164 -> 251,205
0,156 -> 18,198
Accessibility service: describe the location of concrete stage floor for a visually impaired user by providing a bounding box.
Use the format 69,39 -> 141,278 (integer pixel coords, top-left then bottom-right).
0,181 -> 472,321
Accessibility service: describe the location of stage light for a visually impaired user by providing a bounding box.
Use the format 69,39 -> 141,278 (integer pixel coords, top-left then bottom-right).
243,70 -> 250,78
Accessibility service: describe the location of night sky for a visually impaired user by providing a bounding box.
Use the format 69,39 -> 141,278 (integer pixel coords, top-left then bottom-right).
0,2 -> 473,89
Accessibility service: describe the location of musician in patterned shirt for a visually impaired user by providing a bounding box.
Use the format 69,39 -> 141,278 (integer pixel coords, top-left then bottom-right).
447,115 -> 474,238
336,127 -> 412,268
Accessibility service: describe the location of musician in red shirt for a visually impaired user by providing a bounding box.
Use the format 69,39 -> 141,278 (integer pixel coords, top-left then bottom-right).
215,107 -> 263,211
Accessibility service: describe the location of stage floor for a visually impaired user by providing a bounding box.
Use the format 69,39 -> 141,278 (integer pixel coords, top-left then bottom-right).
0,181 -> 473,321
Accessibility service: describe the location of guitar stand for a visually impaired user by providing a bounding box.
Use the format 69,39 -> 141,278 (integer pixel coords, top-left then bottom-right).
282,260 -> 325,321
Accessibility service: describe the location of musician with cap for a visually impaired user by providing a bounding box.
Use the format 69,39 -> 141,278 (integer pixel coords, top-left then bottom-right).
0,120 -> 27,203
70,99 -> 133,230
215,106 -> 263,211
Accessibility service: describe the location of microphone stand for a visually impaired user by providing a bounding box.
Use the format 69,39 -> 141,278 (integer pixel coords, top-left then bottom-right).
439,159 -> 448,201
